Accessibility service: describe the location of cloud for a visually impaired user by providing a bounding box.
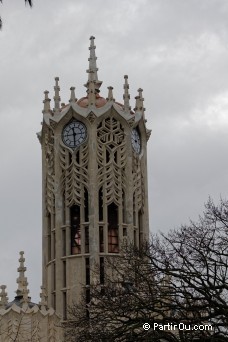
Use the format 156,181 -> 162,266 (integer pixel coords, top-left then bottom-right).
1,0 -> 228,303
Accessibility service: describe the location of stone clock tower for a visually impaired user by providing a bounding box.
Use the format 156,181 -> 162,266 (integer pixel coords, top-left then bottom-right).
37,37 -> 151,319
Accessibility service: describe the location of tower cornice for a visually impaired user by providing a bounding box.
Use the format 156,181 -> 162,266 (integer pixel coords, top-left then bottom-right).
41,100 -> 145,130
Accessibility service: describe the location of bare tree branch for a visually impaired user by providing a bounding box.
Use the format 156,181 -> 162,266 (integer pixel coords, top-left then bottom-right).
64,198 -> 228,341
0,0 -> 32,29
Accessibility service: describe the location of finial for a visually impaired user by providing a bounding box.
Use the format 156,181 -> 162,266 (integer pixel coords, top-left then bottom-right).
53,77 -> 61,113
0,285 -> 8,307
16,251 -> 29,303
39,286 -> 48,308
138,88 -> 145,113
42,90 -> 51,114
123,75 -> 131,113
69,86 -> 77,103
106,86 -> 115,102
85,36 -> 102,92
134,95 -> 140,112
88,80 -> 96,106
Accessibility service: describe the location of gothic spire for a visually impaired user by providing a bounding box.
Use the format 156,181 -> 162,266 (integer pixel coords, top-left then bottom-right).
134,88 -> 145,114
88,79 -> 96,106
42,90 -> 51,114
134,96 -> 140,111
39,286 -> 48,308
0,285 -> 8,307
53,77 -> 61,113
69,86 -> 77,103
16,251 -> 29,303
123,75 -> 131,113
85,36 -> 102,92
107,86 -> 115,102
138,88 -> 145,113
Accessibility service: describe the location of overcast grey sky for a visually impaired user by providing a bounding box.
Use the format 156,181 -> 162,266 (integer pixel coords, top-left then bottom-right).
1,0 -> 228,302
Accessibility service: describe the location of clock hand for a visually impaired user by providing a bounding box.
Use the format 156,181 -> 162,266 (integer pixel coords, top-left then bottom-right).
72,127 -> 76,145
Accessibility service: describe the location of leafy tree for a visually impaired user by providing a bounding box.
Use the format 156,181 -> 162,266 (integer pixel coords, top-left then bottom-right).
0,0 -> 32,29
64,198 -> 228,341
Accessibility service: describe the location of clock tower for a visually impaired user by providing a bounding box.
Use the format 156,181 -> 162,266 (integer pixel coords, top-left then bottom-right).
37,37 -> 151,319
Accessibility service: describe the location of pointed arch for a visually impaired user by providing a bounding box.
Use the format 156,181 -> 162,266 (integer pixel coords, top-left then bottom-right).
108,203 -> 119,253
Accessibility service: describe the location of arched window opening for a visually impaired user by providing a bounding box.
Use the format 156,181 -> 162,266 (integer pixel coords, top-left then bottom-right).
71,205 -> 81,254
47,213 -> 51,262
62,229 -> 66,256
85,226 -> 89,253
63,260 -> 66,288
133,193 -> 136,226
62,191 -> 66,225
134,229 -> 137,246
53,231 -> 56,259
63,291 -> 67,320
122,190 -> 126,224
84,187 -> 89,222
99,226 -> 104,252
138,210 -> 143,246
99,187 -> 103,221
85,258 -> 90,285
108,203 -> 119,253
53,262 -> 56,292
52,293 -> 56,311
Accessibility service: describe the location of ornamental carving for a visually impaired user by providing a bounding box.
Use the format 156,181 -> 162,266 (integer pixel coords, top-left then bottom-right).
44,129 -> 55,214
146,128 -> 152,141
87,112 -> 97,123
97,117 -> 126,205
49,119 -> 57,130
127,117 -> 135,127
59,143 -> 89,207
132,153 -> 144,212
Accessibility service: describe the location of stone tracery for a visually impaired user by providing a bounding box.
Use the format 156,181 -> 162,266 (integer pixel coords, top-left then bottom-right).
44,129 -> 55,215
59,142 -> 89,208
132,152 -> 144,214
97,116 -> 126,206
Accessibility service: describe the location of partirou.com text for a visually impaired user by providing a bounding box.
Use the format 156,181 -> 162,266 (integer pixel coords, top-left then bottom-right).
143,322 -> 213,331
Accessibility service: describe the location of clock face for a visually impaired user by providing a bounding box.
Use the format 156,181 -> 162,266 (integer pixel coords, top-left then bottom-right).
131,128 -> 141,154
62,121 -> 87,148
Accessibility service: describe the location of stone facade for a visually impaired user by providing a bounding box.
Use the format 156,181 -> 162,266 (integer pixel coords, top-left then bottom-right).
0,252 -> 63,341
38,36 -> 151,319
0,36 -> 150,339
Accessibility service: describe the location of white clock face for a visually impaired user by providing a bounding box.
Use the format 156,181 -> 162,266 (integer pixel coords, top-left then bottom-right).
62,121 -> 87,148
131,128 -> 141,154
